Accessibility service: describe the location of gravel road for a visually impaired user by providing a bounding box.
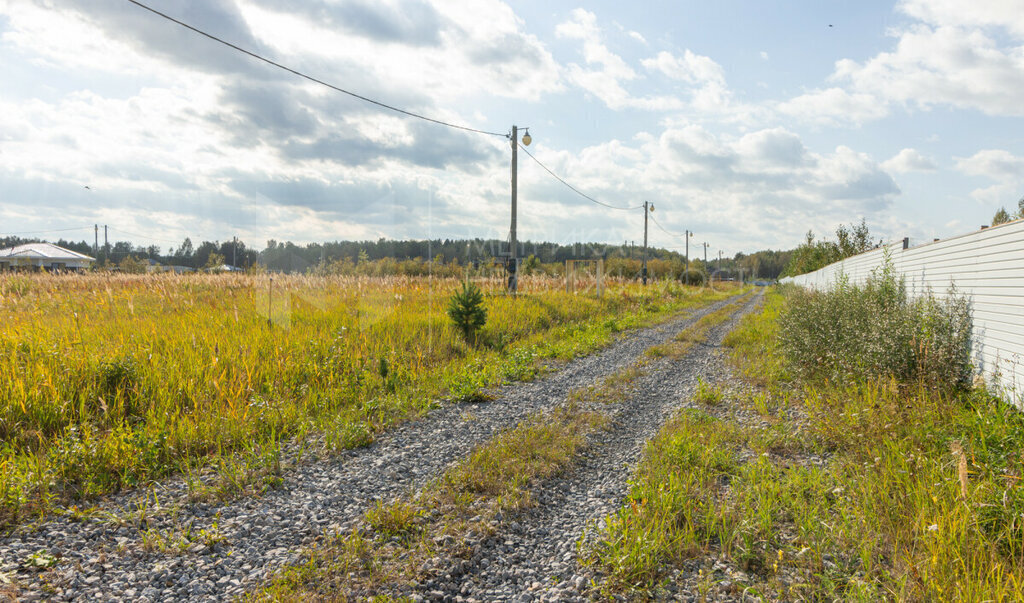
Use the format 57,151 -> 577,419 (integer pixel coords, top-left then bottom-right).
0,292 -> 754,602
405,289 -> 764,603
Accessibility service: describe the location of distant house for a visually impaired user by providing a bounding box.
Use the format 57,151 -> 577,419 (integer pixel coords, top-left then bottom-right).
145,260 -> 194,274
0,243 -> 95,272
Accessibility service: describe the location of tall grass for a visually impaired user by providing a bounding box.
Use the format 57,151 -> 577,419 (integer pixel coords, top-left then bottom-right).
778,259 -> 973,389
590,288 -> 1024,601
0,272 -> 737,526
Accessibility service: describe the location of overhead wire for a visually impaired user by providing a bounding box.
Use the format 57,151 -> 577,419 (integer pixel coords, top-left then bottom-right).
126,0 -> 507,138
122,0 -> 666,243
108,226 -> 182,245
649,213 -> 689,239
1,226 -> 93,236
517,143 -> 643,212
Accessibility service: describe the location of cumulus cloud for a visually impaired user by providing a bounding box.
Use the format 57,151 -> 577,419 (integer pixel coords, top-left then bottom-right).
556,9 -> 682,111
955,149 -> 1024,181
881,148 -> 937,173
514,124 -> 898,249
777,87 -> 888,126
779,0 -> 1024,125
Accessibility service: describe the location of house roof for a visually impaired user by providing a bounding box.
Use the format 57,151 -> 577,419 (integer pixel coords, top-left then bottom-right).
0,243 -> 95,261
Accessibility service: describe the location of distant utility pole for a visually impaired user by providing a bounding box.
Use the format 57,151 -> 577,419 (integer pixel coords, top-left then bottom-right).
104,225 -> 108,264
233,236 -> 238,268
642,202 -> 651,285
718,250 -> 723,279
684,230 -> 691,274
703,242 -> 708,265
94,224 -> 98,258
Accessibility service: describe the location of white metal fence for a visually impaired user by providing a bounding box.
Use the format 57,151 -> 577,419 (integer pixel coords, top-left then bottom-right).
780,219 -> 1024,404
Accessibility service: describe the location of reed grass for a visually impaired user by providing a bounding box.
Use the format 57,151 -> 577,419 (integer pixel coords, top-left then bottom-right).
0,272 -> 737,527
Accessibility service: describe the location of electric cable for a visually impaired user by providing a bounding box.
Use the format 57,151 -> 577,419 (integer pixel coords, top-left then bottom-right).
0,226 -> 93,236
108,226 -> 182,245
649,213 -> 690,239
126,0 -> 507,138
517,143 -> 643,211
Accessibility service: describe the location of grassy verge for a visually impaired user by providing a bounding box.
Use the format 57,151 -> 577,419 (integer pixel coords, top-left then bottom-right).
590,288 -> 1024,601
0,273 -> 743,528
254,288 -> 752,601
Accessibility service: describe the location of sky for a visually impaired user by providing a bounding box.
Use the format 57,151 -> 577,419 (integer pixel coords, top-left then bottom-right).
2,0 -> 1024,257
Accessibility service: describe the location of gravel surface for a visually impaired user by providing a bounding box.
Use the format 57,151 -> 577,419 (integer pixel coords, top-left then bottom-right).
0,294 -> 747,602
406,289 -> 765,603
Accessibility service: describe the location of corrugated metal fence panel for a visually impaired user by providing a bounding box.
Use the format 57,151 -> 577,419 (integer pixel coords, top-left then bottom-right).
781,220 -> 1024,404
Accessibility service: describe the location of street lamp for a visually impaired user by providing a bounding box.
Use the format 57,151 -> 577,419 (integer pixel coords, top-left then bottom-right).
642,202 -> 654,285
508,126 -> 531,293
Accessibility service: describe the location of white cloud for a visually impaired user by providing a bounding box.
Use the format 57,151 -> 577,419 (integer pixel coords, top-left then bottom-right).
777,87 -> 888,126
642,50 -> 725,87
899,0 -> 1024,37
759,51 -> 769,61
555,9 -> 682,111
515,124 -> 898,250
882,148 -> 937,173
774,1 -> 1024,126
955,149 -> 1024,181
628,30 -> 647,44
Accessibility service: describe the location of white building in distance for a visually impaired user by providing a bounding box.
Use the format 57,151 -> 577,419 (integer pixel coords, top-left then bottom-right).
0,243 -> 95,272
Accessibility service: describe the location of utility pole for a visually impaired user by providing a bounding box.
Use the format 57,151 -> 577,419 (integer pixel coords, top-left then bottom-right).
685,230 -> 691,274
506,125 -> 532,293
104,225 -> 108,265
718,250 -> 722,280
509,124 -> 518,293
703,242 -> 708,265
233,236 -> 238,268
642,201 -> 650,285
94,224 -> 98,258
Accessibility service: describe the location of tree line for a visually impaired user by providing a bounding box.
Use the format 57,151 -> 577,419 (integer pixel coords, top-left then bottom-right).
1,234 -> 792,280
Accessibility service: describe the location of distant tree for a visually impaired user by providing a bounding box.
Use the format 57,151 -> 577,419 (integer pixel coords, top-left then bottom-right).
1017,196 -> 1024,219
118,256 -> 147,274
174,237 -> 195,266
204,252 -> 226,272
783,220 -> 878,277
992,207 -> 1011,226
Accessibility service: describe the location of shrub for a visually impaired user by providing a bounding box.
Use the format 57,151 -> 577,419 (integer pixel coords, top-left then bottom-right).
446,282 -> 487,342
678,268 -> 706,286
777,259 -> 973,390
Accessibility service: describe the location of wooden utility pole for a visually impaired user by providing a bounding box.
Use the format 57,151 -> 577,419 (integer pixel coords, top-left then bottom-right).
104,225 -> 108,265
642,201 -> 650,285
508,125 -> 519,293
94,224 -> 98,258
685,230 -> 690,274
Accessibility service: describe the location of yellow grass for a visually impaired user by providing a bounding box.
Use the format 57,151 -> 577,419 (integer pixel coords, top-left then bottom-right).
0,272 -> 741,526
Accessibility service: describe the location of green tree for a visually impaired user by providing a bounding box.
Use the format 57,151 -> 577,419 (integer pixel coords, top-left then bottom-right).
118,256 -> 147,274
447,282 -> 487,342
204,252 -> 226,272
783,220 -> 878,277
992,207 -> 1011,226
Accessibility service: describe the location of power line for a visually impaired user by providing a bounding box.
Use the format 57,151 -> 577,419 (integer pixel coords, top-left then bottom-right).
107,226 -> 181,244
517,143 -> 643,212
1,226 -> 92,236
126,0 -> 506,138
649,213 -> 688,239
